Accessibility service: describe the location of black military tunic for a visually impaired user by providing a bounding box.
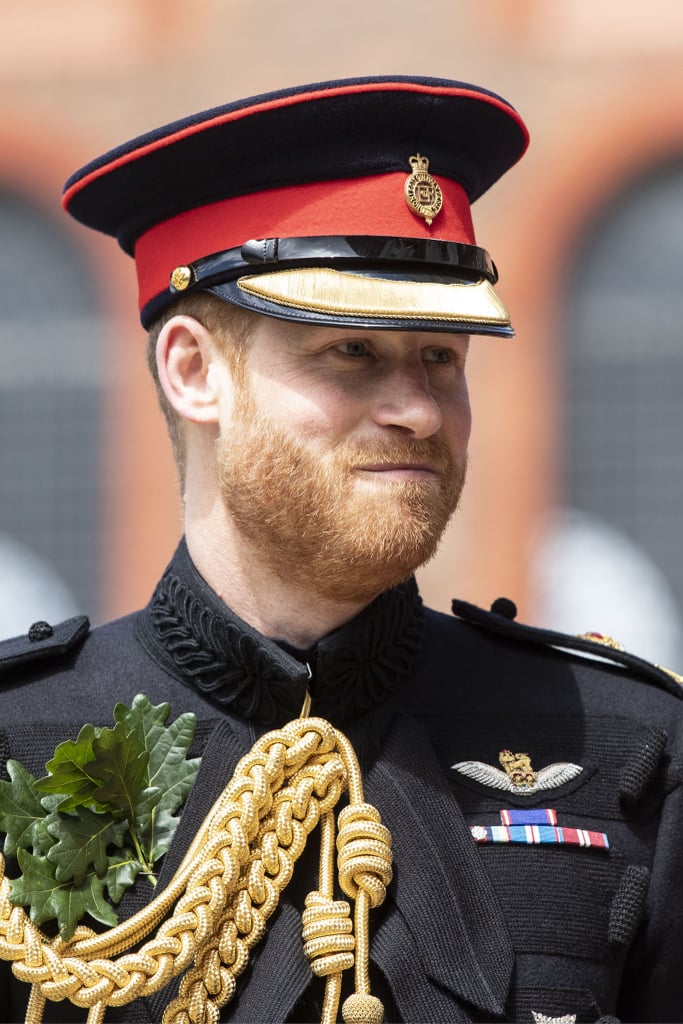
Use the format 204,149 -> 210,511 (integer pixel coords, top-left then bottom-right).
1,540 -> 682,1022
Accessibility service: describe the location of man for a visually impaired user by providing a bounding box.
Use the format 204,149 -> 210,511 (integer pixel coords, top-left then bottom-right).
0,76 -> 682,1023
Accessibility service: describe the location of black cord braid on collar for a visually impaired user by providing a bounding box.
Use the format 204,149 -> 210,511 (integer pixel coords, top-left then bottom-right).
137,541 -> 425,726
148,571 -> 303,723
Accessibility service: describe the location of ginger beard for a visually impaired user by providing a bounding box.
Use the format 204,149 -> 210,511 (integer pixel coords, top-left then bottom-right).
217,384 -> 467,604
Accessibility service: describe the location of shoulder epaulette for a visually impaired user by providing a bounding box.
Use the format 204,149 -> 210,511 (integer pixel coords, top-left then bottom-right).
0,615 -> 90,678
451,596 -> 683,700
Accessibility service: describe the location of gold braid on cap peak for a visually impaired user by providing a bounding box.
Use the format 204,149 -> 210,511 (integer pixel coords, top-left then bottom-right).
237,267 -> 512,326
0,715 -> 392,1024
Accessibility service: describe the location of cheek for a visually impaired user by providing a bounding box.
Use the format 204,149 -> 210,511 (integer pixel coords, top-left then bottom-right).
442,380 -> 472,452
253,375 -> 364,442
212,369 -> 242,434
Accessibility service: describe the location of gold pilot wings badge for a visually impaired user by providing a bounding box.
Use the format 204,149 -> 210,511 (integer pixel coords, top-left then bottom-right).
451,748 -> 583,794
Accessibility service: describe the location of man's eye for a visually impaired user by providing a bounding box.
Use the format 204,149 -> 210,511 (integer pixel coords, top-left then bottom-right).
424,348 -> 451,364
337,341 -> 369,357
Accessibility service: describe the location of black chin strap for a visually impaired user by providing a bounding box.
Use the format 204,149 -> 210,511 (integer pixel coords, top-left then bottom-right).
169,234 -> 498,296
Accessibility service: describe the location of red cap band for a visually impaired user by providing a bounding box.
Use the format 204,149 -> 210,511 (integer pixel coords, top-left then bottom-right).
134,172 -> 474,314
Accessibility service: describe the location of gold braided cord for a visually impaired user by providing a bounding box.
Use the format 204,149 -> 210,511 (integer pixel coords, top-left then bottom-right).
0,716 -> 392,1024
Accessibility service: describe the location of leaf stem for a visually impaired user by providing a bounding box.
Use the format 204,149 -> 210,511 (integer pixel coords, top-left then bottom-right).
128,824 -> 154,878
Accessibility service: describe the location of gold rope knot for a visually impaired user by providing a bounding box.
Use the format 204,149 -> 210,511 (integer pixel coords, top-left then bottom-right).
337,804 -> 393,907
302,891 -> 354,977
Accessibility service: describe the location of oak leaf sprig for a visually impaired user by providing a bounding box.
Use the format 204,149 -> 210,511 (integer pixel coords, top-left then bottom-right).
0,694 -> 200,939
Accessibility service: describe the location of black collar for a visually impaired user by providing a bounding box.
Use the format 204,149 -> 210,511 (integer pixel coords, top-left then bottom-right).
136,540 -> 424,727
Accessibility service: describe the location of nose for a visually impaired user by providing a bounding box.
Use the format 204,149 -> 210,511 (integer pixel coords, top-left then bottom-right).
371,362 -> 443,438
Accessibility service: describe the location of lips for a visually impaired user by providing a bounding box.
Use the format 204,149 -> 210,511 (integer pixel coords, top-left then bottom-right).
356,462 -> 440,474
338,436 -> 454,479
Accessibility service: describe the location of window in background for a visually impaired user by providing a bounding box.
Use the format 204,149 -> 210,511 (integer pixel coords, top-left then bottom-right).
0,190 -> 107,635
535,158 -> 683,668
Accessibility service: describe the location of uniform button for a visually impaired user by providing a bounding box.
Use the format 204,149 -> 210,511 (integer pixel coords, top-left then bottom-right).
28,620 -> 54,642
490,596 -> 517,620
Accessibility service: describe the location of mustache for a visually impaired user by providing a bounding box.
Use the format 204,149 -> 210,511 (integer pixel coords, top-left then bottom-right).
235,405 -> 460,476
335,436 -> 456,473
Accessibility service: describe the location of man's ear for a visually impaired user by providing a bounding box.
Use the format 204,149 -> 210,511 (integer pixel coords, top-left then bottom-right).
156,315 -> 226,424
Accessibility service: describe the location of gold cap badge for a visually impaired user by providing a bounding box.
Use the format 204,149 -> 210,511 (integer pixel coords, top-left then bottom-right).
404,153 -> 443,226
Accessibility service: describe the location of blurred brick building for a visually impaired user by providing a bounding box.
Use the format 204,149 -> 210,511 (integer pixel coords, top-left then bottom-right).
1,0 -> 682,664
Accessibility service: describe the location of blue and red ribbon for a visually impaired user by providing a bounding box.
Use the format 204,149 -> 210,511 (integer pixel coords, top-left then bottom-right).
470,809 -> 609,850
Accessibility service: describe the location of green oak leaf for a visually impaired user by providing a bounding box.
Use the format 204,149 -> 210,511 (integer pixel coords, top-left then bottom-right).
2,696 -> 200,937
115,695 -> 200,815
0,761 -> 55,857
149,719 -> 200,816
114,695 -> 172,759
32,812 -> 60,858
46,808 -> 127,886
104,851 -> 144,903
11,849 -> 118,940
90,719 -> 152,825
138,760 -> 198,864
35,724 -> 112,813
114,695 -> 200,859
145,803 -> 181,864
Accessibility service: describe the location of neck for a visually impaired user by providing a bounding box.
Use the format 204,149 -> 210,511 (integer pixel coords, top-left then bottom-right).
185,514 -> 370,648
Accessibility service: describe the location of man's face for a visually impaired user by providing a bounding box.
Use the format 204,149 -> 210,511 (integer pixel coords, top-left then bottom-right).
216,317 -> 471,605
